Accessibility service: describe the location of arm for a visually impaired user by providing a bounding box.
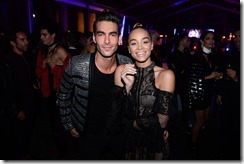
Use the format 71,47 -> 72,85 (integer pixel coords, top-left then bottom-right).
106,85 -> 128,135
56,58 -> 75,133
108,65 -> 133,133
51,50 -> 71,91
204,71 -> 223,80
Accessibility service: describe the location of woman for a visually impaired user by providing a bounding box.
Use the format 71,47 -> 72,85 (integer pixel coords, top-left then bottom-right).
188,30 -> 223,156
113,23 -> 175,160
35,21 -> 71,159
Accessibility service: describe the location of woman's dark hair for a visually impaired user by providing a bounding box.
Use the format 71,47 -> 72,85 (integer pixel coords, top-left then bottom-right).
130,23 -> 152,41
38,18 -> 58,35
93,10 -> 121,34
200,30 -> 215,41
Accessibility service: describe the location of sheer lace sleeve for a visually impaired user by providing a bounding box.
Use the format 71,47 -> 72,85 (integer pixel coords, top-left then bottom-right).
136,90 -> 174,130
153,90 -> 174,115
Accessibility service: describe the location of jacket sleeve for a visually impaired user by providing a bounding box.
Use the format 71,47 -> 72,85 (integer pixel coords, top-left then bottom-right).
56,58 -> 74,131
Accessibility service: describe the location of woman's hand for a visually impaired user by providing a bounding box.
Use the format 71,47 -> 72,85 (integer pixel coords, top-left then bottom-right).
45,56 -> 64,68
206,71 -> 223,80
121,64 -> 137,94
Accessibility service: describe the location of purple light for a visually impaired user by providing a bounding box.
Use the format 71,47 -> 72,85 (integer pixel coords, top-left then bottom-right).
173,0 -> 189,6
27,0 -> 33,33
54,0 -> 104,11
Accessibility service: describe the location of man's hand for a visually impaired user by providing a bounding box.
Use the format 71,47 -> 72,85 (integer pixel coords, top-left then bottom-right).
17,110 -> 26,121
70,128 -> 80,138
226,68 -> 238,82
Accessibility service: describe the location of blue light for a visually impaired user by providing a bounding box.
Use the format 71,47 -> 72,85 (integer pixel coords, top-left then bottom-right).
119,16 -> 126,45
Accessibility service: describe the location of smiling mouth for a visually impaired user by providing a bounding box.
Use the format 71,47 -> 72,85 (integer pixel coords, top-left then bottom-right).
136,52 -> 145,55
103,47 -> 112,51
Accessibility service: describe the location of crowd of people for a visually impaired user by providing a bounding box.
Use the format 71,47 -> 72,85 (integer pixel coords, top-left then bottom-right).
0,10 -> 240,160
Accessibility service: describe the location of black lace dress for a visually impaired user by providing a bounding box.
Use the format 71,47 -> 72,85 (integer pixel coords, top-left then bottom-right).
120,62 -> 174,160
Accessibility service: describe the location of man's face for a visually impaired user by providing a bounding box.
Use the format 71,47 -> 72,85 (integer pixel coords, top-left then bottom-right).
15,32 -> 29,52
182,36 -> 191,48
93,21 -> 119,58
233,30 -> 240,50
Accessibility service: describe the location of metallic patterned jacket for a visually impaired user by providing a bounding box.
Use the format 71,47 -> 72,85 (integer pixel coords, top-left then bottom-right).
56,53 -> 132,132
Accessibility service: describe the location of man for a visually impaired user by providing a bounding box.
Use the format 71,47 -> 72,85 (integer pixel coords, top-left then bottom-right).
216,29 -> 240,159
65,31 -> 80,56
57,11 -> 132,160
167,33 -> 192,132
4,29 -> 35,159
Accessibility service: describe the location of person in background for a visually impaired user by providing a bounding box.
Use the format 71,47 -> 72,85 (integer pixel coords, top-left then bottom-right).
113,23 -> 175,160
150,29 -> 163,67
216,29 -> 240,159
167,33 -> 192,132
57,11 -> 132,160
80,31 -> 96,55
66,31 -> 80,56
0,33 -> 13,159
4,29 -> 36,159
34,20 -> 71,159
188,30 -> 223,158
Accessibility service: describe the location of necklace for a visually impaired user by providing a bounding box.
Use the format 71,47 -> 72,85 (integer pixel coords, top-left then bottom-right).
47,43 -> 58,57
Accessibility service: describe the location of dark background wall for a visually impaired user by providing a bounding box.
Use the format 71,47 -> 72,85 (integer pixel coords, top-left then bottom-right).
0,0 -> 240,37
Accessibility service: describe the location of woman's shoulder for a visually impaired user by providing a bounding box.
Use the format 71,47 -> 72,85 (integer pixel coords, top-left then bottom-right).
55,45 -> 69,58
155,67 -> 175,92
155,66 -> 174,77
158,68 -> 174,79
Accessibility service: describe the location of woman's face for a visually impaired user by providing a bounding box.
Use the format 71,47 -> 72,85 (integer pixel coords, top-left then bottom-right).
40,29 -> 55,46
201,32 -> 215,49
128,28 -> 153,65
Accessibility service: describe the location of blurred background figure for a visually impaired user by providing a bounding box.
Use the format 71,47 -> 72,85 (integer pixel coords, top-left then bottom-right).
4,29 -> 36,159
188,30 -> 223,158
216,29 -> 240,160
167,32 -> 193,133
150,29 -> 170,68
80,31 -> 96,55
33,19 -> 71,159
65,31 -> 80,56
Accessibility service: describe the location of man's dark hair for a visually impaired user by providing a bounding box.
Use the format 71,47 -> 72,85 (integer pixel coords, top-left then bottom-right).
173,32 -> 188,50
6,29 -> 26,43
66,32 -> 78,46
93,10 -> 121,34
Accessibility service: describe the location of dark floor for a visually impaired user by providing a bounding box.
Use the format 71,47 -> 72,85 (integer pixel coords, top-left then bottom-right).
4,107 -> 242,161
